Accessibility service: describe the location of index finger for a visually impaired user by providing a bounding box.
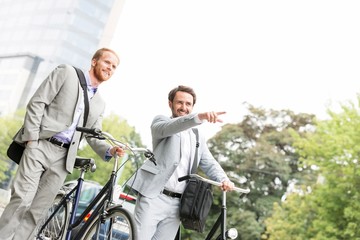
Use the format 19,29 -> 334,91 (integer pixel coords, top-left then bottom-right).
216,111 -> 226,116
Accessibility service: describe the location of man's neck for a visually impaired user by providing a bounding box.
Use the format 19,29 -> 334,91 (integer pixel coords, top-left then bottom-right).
88,71 -> 101,87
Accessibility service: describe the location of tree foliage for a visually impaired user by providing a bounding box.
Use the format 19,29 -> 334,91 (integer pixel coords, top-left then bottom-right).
0,109 -> 25,187
265,96 -> 360,239
182,103 -> 317,240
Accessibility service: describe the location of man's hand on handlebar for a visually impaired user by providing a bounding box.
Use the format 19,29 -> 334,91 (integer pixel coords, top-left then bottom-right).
110,146 -> 125,158
221,180 -> 235,192
76,127 -> 156,163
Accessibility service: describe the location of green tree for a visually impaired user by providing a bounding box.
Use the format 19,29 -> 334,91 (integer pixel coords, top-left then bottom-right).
0,110 -> 24,188
265,96 -> 360,239
198,103 -> 316,240
264,190 -> 318,240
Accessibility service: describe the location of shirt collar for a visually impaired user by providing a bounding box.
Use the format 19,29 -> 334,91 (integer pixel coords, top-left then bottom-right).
85,71 -> 98,94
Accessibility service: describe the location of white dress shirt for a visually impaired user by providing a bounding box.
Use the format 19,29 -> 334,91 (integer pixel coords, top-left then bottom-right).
164,129 -> 195,194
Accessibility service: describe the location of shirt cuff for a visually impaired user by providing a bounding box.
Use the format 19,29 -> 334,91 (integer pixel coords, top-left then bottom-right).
195,114 -> 205,123
105,148 -> 112,161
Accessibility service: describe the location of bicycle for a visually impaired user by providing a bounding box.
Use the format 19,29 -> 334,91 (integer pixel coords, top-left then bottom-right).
176,174 -> 250,240
36,127 -> 156,240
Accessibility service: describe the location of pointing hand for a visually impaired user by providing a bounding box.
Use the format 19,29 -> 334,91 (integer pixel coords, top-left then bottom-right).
198,111 -> 226,123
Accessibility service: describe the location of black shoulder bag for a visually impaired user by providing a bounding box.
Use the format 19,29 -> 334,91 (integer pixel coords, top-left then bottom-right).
179,128 -> 214,233
6,136 -> 25,165
6,66 -> 89,164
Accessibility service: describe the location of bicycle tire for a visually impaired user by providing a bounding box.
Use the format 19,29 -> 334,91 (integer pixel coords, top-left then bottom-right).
36,194 -> 70,240
76,206 -> 137,240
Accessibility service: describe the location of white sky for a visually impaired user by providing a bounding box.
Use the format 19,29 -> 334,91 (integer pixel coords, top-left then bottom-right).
102,0 -> 360,148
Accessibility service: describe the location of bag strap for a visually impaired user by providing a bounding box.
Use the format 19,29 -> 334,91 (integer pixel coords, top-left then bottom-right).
190,128 -> 200,174
73,66 -> 89,127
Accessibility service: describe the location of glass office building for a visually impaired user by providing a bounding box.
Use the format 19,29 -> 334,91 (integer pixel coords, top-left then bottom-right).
0,0 -> 124,115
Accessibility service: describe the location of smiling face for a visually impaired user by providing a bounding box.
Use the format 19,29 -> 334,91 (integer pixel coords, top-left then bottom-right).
90,50 -> 119,85
169,91 -> 194,118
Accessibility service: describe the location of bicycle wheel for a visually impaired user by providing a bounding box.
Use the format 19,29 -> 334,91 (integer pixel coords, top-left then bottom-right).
36,195 -> 69,240
77,206 -> 137,240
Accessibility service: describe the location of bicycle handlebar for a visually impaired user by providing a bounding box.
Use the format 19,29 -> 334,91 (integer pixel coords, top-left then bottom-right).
76,127 -> 102,136
178,174 -> 250,194
76,127 -> 156,165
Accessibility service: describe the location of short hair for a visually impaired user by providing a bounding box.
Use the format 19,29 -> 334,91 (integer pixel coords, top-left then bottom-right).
168,85 -> 197,105
92,48 -> 120,65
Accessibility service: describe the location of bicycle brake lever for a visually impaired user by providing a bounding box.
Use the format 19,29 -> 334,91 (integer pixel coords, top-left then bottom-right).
86,135 -> 106,140
95,136 -> 106,140
144,150 -> 157,166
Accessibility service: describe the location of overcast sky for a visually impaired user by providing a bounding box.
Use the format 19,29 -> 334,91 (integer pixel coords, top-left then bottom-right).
102,0 -> 360,148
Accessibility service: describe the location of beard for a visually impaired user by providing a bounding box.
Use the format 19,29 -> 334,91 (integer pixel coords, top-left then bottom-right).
171,108 -> 189,118
93,66 -> 110,82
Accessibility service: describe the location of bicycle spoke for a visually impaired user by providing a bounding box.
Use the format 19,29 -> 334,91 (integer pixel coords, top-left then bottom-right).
77,207 -> 136,240
36,196 -> 68,240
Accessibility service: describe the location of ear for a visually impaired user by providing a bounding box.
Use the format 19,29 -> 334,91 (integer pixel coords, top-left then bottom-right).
168,100 -> 172,108
91,59 -> 96,67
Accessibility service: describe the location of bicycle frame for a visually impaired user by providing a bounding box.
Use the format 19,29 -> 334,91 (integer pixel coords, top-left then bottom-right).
177,174 -> 250,240
70,128 -> 155,240
37,127 -> 155,240
205,191 -> 230,240
70,159 -> 118,239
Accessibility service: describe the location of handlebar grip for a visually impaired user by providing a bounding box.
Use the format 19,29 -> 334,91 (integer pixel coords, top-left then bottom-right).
178,175 -> 190,182
76,127 -> 102,135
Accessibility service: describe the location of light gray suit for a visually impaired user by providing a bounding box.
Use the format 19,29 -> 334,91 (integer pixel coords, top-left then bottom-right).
127,113 -> 229,239
0,64 -> 111,240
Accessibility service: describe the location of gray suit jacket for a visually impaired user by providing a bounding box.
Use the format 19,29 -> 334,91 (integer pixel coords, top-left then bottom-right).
14,64 -> 110,173
127,113 -> 229,198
